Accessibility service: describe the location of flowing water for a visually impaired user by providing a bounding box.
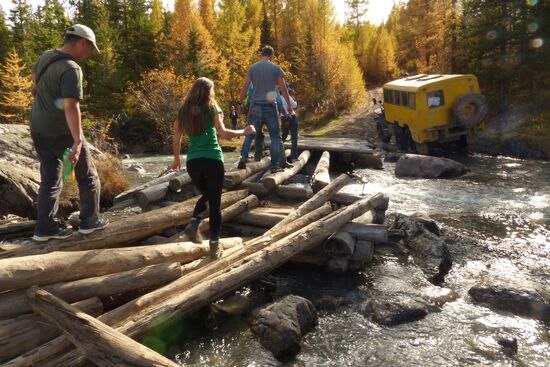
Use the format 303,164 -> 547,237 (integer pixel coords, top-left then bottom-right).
123,153 -> 550,366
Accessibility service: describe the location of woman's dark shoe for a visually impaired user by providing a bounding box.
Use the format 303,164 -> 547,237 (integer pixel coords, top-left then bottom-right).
182,217 -> 203,243
209,240 -> 222,259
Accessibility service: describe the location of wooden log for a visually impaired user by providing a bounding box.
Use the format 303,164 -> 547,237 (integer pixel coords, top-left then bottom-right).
113,170 -> 184,204
0,241 -> 233,292
341,223 -> 388,243
0,220 -> 35,239
323,231 -> 356,258
222,223 -> 267,237
231,210 -> 285,228
290,248 -> 329,266
0,297 -> 103,363
261,150 -> 311,190
197,194 -> 259,235
27,287 -> 180,367
223,157 -> 271,189
351,240 -> 374,264
267,173 -> 352,235
180,246 -> 243,276
331,192 -> 363,205
107,198 -> 137,211
0,263 -> 181,320
163,195 -> 259,243
12,204 -> 335,367
135,182 -> 170,210
168,173 -> 192,192
0,189 -> 249,259
276,185 -> 314,201
312,151 -> 331,192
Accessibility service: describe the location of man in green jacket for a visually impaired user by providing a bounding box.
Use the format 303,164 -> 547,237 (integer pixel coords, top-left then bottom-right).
30,24 -> 108,241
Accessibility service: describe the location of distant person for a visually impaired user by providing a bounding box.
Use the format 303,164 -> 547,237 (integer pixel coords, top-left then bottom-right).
238,45 -> 293,173
281,88 -> 299,162
171,77 -> 255,259
30,24 -> 108,241
230,105 -> 238,129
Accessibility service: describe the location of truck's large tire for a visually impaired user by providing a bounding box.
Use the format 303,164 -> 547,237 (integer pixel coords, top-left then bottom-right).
453,93 -> 488,127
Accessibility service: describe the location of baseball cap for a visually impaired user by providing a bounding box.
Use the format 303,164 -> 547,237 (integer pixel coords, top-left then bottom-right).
66,24 -> 100,53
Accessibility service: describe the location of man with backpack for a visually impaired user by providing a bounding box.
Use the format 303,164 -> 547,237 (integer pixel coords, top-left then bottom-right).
30,24 -> 108,241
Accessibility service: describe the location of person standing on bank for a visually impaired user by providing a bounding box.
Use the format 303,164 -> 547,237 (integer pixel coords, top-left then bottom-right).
238,45 -> 293,173
30,24 -> 108,241
172,77 -> 255,259
229,105 -> 239,129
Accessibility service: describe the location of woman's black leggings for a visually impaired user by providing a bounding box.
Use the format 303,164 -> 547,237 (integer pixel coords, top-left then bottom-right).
186,158 -> 225,241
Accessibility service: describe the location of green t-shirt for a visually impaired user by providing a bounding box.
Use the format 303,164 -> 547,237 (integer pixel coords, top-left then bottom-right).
186,104 -> 224,163
30,50 -> 83,137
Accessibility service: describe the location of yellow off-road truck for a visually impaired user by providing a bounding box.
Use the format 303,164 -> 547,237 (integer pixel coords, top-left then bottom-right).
375,74 -> 488,154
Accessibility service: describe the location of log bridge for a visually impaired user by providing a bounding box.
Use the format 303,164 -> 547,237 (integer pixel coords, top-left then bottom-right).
0,148 -> 389,366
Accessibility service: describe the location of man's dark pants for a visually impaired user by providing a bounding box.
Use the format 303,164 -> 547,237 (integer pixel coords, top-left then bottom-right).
31,133 -> 101,234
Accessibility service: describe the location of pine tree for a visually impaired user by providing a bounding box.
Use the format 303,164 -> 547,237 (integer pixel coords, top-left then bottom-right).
0,48 -> 32,124
0,7 -> 12,65
199,0 -> 215,32
345,0 -> 369,29
150,0 -> 167,66
260,4 -> 273,48
9,0 -> 35,67
30,0 -> 70,57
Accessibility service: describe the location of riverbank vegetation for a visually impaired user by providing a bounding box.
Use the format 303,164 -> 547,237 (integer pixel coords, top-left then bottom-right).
0,0 -> 548,155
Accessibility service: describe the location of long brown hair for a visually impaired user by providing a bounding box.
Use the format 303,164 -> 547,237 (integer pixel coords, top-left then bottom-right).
178,77 -> 216,135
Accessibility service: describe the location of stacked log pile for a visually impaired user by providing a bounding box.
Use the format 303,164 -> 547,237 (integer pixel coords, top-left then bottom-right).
0,150 -> 390,366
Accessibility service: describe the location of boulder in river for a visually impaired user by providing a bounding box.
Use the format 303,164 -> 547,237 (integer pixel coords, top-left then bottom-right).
366,298 -> 429,326
395,154 -> 468,179
250,295 -> 318,361
468,282 -> 550,322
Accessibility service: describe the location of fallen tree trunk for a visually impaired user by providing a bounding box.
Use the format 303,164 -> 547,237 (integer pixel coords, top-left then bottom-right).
223,157 -> 271,189
0,239 -> 240,292
341,223 -> 388,243
222,223 -> 267,237
135,182 -> 170,210
0,297 -> 103,363
267,173 -> 352,235
113,171 -> 184,204
312,151 -> 330,192
0,220 -> 35,239
0,189 -> 248,259
323,231 -> 356,258
27,287 -> 180,367
0,262 -> 181,319
168,172 -> 192,192
261,150 -> 311,190
231,210 -> 285,228
11,204 -> 334,367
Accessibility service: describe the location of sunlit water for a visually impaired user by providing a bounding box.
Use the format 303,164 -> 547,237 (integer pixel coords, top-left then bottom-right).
124,153 -> 550,366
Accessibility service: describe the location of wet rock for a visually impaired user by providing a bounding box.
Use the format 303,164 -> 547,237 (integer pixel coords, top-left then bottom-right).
312,294 -> 346,311
468,283 -> 550,322
325,257 -> 349,274
127,164 -> 146,173
355,153 -> 383,169
250,295 -> 318,361
122,154 -> 131,159
497,337 -> 518,357
395,154 -> 468,179
383,152 -> 403,163
366,299 -> 429,326
424,287 -> 459,307
68,211 -> 81,228
0,160 -> 40,218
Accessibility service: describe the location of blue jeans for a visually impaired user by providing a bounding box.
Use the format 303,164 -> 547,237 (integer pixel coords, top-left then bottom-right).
282,114 -> 298,160
244,103 -> 281,169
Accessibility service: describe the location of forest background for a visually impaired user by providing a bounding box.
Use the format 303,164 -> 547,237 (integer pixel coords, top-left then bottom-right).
0,0 -> 548,154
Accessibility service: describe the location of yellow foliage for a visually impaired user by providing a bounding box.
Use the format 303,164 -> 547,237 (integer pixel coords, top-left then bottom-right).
0,48 -> 32,124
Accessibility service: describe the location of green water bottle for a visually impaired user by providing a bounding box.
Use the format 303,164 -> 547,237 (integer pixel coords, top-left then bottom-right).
62,147 -> 75,183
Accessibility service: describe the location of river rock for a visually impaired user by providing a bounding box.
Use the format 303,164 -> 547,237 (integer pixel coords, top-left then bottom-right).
355,153 -> 383,169
395,154 -> 468,178
468,283 -> 550,322
312,294 -> 346,311
127,164 -> 146,173
250,295 -> 318,361
366,298 -> 429,326
383,152 -> 403,163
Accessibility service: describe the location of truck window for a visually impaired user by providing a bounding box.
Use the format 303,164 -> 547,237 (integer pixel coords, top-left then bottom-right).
394,90 -> 401,105
384,89 -> 390,104
408,92 -> 416,109
401,91 -> 408,107
427,90 -> 445,108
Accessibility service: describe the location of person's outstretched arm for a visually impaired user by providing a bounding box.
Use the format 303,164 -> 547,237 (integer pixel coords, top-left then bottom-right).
171,121 -> 184,171
214,110 -> 255,140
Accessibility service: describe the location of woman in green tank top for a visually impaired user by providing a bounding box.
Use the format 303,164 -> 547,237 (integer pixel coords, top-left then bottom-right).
171,77 -> 255,259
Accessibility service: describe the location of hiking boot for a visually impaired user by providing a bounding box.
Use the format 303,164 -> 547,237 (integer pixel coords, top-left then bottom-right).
209,239 -> 222,259
79,216 -> 109,234
32,227 -> 73,242
270,167 -> 284,174
237,158 -> 248,170
181,217 -> 203,244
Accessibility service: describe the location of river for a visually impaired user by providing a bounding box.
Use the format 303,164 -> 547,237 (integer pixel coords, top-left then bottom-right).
122,153 -> 550,366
